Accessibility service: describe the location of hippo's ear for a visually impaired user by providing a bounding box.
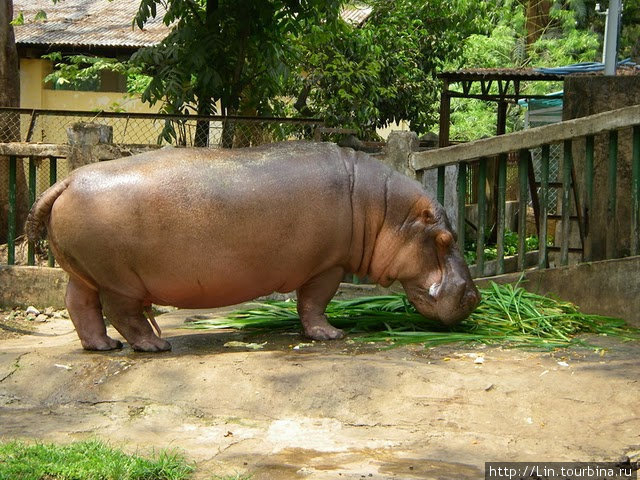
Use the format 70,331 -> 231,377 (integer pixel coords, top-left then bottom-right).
418,208 -> 436,225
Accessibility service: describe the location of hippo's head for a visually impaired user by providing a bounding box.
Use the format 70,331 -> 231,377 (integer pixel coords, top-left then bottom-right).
377,195 -> 480,326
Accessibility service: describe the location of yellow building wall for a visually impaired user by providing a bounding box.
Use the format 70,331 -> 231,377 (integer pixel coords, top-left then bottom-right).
19,58 -> 165,145
20,58 -> 159,114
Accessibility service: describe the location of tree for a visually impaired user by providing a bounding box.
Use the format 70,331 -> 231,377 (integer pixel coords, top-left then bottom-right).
289,0 -> 488,138
0,0 -> 19,118
131,0 -> 343,146
447,0 -> 600,142
0,0 -> 23,243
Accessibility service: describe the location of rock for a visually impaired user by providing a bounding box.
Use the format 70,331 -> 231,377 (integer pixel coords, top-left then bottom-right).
35,314 -> 49,323
44,307 -> 56,316
25,306 -> 40,315
52,310 -> 69,319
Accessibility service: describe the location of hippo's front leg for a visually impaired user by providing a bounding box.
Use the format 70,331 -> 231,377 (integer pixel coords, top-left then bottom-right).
296,266 -> 345,340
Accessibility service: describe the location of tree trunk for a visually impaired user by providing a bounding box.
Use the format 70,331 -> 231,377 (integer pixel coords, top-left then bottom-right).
0,0 -> 20,120
0,0 -> 24,244
194,98 -> 211,147
524,0 -> 551,47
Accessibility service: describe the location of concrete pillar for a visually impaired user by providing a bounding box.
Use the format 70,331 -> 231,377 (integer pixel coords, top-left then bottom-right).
421,165 -> 459,232
382,131 -> 418,179
66,122 -> 113,170
380,130 -> 459,231
563,76 -> 640,260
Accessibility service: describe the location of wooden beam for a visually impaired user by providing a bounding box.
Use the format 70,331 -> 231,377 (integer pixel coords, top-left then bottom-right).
411,104 -> 640,170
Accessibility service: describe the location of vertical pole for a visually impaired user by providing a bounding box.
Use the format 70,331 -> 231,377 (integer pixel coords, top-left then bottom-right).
518,149 -> 529,271
632,126 -> 640,256
584,135 -> 595,261
8,156 -> 17,265
606,130 -> 618,259
496,153 -> 507,275
457,162 -> 467,254
538,145 -> 550,269
436,166 -> 445,205
561,140 -> 573,266
476,158 -> 487,276
48,156 -> 58,267
438,81 -> 451,148
27,157 -> 37,266
604,0 -> 621,76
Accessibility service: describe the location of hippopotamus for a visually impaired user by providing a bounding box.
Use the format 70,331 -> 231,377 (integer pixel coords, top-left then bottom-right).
26,141 -> 480,352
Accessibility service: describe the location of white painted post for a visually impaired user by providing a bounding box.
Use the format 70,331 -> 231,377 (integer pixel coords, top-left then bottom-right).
604,0 -> 621,76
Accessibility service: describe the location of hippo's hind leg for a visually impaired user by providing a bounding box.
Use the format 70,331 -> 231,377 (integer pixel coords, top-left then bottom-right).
65,278 -> 123,351
100,290 -> 171,352
296,266 -> 345,340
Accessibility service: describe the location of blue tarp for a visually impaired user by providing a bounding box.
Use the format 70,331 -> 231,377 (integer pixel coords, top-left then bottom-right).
534,58 -> 637,75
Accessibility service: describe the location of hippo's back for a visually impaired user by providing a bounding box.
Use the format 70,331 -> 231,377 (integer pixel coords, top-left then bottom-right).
48,142 -> 367,306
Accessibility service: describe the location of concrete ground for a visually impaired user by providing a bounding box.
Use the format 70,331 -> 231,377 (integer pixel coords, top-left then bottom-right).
0,308 -> 639,479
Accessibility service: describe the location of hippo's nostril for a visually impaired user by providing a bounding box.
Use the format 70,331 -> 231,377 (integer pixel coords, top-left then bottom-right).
460,288 -> 480,310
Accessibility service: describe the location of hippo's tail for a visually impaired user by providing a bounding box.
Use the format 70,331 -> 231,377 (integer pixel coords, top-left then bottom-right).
25,178 -> 72,243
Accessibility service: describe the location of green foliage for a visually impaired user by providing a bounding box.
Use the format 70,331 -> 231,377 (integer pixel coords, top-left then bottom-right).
131,0 -> 342,118
42,53 -> 147,94
447,0 -> 600,142
464,230 -> 553,264
291,0 -> 488,136
0,439 -> 193,480
35,0 -> 637,141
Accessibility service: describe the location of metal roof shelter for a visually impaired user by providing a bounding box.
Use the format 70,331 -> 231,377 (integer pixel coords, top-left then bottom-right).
437,68 -> 568,147
437,62 -> 640,146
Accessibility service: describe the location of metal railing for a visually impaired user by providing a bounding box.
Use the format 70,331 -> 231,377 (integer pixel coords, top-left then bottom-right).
411,104 -> 640,278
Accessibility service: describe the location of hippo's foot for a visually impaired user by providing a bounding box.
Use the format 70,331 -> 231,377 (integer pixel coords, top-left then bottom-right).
65,278 -> 124,352
82,337 -> 124,351
132,337 -> 172,352
303,321 -> 345,341
100,290 -> 170,354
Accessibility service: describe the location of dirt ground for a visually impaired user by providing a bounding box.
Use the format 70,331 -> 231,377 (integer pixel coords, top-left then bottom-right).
1,307 -> 639,480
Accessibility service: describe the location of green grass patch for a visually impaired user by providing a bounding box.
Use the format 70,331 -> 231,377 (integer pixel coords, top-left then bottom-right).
0,439 -> 194,480
185,282 -> 640,350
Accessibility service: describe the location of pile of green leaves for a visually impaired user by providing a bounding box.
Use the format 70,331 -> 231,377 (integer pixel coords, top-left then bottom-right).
0,440 -> 193,480
186,282 -> 639,350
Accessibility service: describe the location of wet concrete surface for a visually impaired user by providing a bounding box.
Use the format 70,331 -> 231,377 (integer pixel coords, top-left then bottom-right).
1,308 -> 639,479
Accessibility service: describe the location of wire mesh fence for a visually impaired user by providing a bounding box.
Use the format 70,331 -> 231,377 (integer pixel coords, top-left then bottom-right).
0,108 -> 324,147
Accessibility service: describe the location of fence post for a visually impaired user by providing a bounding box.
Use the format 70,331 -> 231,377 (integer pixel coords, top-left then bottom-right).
48,156 -> 57,267
583,135 -> 595,261
517,149 -> 529,271
632,126 -> 640,256
538,145 -> 550,269
66,122 -> 113,170
27,157 -> 37,266
7,156 -> 17,265
560,140 -> 573,266
496,153 -> 507,274
476,158 -> 488,276
606,130 -> 618,259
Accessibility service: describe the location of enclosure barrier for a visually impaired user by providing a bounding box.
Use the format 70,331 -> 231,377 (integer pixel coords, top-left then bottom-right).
0,107 -> 324,147
4,144 -> 68,266
411,104 -> 640,277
